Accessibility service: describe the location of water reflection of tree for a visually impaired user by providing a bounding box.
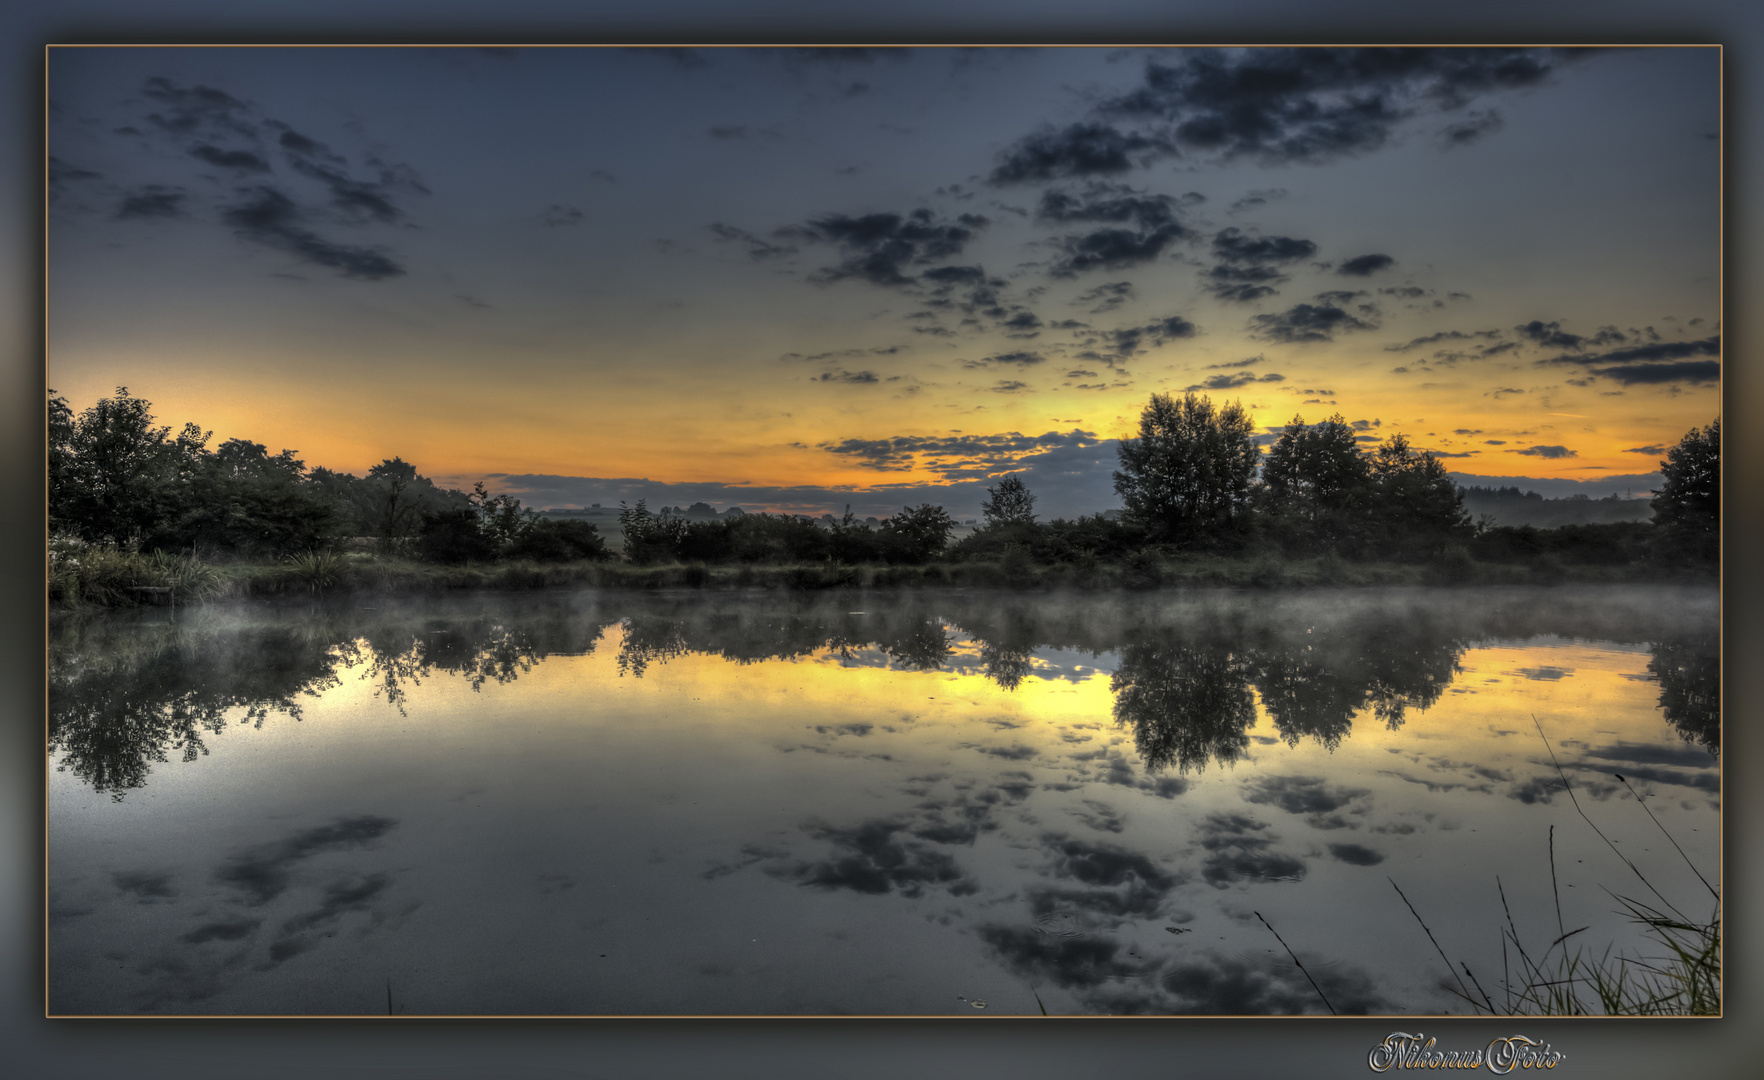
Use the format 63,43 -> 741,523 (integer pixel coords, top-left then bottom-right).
1248,618 -> 1463,750
49,619 -> 340,799
1110,638 -> 1256,773
1650,634 -> 1719,756
49,603 -> 610,796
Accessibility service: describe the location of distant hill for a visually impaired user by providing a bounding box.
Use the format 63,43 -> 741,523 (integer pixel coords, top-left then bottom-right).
1460,486 -> 1654,529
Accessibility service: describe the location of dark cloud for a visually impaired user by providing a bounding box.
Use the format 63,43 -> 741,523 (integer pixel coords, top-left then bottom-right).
1327,843 -> 1386,866
1249,303 -> 1376,344
1096,48 -> 1580,166
1074,281 -> 1134,313
1049,224 -> 1187,277
1516,319 -> 1585,349
1385,328 -> 1501,352
964,350 -> 1045,368
222,187 -> 405,279
115,185 -> 187,220
189,144 -> 270,173
1001,310 -> 1044,337
1076,314 -> 1199,361
989,121 -> 1174,184
214,816 -> 397,906
1539,336 -> 1721,385
1038,182 -> 1183,230
818,428 -> 1098,475
274,127 -> 343,163
1337,253 -> 1395,276
781,209 -> 989,287
1594,361 -> 1721,385
542,204 -> 584,226
1439,108 -> 1504,147
1213,228 -> 1317,264
1228,188 -> 1287,213
815,370 -> 880,384
48,156 -> 102,198
1622,444 -> 1667,456
283,154 -> 404,223
1185,372 -> 1284,391
708,222 -> 797,260
140,76 -> 255,138
1516,445 -> 1576,459
1204,228 -> 1318,301
1313,289 -> 1366,306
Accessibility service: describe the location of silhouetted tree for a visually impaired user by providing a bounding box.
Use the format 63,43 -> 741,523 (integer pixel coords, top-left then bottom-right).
1260,414 -> 1372,556
982,475 -> 1038,527
1365,434 -> 1472,559
1652,420 -> 1719,564
881,504 -> 955,564
619,499 -> 688,564
51,387 -> 211,546
1114,392 -> 1258,547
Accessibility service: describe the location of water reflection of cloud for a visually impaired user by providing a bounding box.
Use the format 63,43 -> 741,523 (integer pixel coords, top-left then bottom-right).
216,816 -> 398,906
1194,813 -> 1308,889
1240,774 -> 1372,830
1513,666 -> 1574,680
113,870 -> 179,902
1582,739 -> 1717,770
772,819 -> 977,897
1327,842 -> 1386,866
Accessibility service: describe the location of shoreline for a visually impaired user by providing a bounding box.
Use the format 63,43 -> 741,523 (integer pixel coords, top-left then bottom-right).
47,551 -> 1717,609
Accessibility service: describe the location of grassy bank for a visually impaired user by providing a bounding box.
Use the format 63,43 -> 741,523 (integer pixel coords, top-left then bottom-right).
48,544 -> 1713,608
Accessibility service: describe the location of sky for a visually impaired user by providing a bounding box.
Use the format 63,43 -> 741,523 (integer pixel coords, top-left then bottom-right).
46,45 -> 1720,517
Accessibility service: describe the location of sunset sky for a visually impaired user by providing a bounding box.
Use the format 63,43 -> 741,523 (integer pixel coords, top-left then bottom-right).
46,45 -> 1720,516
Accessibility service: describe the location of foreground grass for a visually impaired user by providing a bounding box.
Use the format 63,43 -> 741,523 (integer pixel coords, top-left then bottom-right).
47,545 -> 1706,608
1387,719 -> 1720,1017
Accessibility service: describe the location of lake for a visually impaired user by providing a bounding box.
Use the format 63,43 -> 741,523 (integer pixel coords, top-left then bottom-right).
47,585 -> 1720,1016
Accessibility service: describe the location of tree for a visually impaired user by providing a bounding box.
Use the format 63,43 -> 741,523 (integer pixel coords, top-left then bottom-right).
1652,420 -> 1719,563
1365,434 -> 1471,558
981,475 -> 1037,527
53,387 -> 211,546
880,504 -> 955,563
1259,414 -> 1372,555
618,499 -> 688,564
1113,392 -> 1259,545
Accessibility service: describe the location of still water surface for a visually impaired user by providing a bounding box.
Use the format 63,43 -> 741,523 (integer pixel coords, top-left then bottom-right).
48,586 -> 1719,1015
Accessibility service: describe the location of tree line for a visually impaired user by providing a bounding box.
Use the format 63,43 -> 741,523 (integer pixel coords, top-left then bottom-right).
46,387 -> 1718,571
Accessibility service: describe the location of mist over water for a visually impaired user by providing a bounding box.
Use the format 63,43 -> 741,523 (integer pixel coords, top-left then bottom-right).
48,586 -> 1718,1015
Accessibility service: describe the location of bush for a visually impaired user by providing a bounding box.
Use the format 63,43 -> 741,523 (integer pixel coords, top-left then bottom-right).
508,518 -> 609,562
416,507 -> 500,564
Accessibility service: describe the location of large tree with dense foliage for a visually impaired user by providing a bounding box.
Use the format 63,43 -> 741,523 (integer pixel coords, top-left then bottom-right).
1365,434 -> 1472,558
1652,419 -> 1719,563
1259,413 -> 1373,555
1113,392 -> 1259,546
